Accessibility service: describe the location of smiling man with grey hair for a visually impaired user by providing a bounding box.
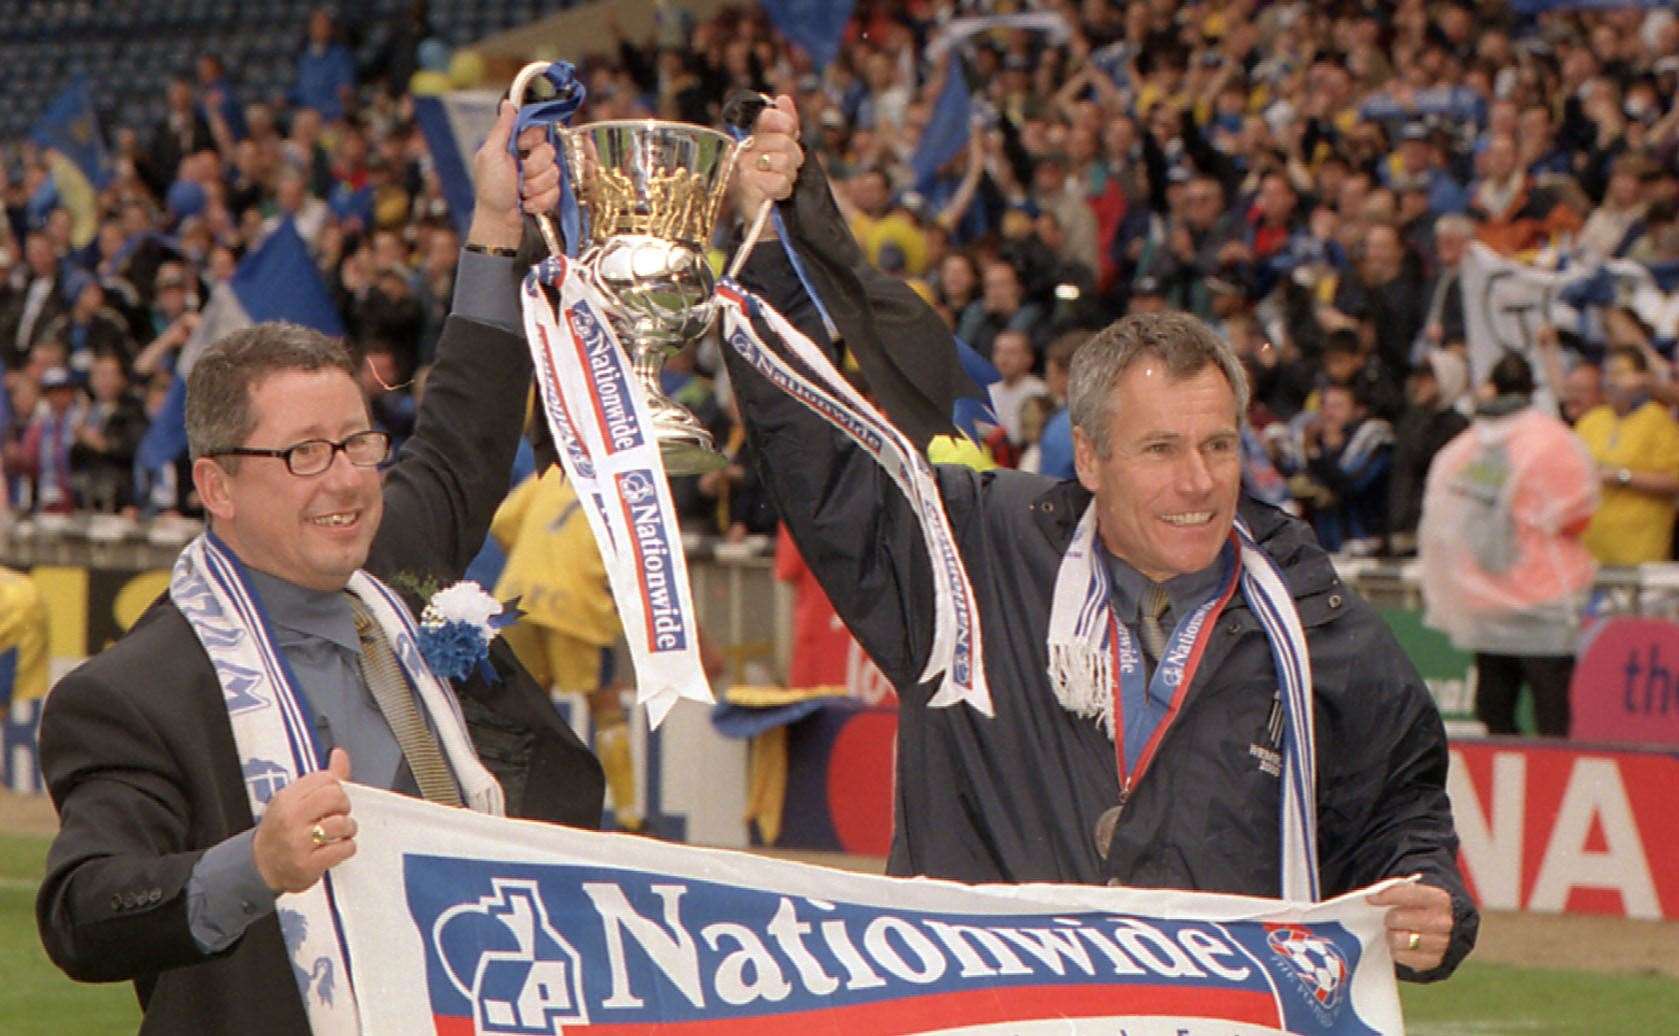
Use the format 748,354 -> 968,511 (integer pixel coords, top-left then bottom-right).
725,102 -> 1478,985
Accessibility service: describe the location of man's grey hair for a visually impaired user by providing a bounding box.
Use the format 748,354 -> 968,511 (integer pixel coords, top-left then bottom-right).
186,322 -> 357,462
1066,311 -> 1250,457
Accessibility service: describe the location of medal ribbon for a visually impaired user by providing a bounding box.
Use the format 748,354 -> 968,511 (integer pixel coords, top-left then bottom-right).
1107,537 -> 1240,786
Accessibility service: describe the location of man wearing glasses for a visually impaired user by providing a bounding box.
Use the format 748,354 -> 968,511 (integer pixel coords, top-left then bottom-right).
35,103 -> 605,1032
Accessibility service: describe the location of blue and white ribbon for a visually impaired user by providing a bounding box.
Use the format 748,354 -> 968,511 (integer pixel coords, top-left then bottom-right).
716,281 -> 991,716
1046,506 -> 1319,901
170,533 -> 502,1034
510,61 -> 586,256
520,256 -> 711,728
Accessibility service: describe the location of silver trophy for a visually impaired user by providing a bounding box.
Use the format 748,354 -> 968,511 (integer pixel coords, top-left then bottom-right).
513,64 -> 740,475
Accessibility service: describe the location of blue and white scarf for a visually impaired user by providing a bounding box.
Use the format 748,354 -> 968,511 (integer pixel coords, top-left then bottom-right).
1046,505 -> 1321,901
170,533 -> 503,1034
33,402 -> 81,510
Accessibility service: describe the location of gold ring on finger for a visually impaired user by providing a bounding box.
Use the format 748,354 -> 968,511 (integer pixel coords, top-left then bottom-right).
310,823 -> 329,848
757,153 -> 774,172
1405,930 -> 1420,951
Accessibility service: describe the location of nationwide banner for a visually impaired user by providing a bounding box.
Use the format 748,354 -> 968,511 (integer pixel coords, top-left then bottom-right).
334,786 -> 1405,1034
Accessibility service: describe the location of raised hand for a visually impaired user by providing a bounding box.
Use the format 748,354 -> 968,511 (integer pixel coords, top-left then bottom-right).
734,94 -> 805,218
469,100 -> 561,251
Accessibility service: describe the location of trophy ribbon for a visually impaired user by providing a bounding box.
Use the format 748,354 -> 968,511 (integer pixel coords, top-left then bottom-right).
715,281 -> 992,716
522,253 -> 712,728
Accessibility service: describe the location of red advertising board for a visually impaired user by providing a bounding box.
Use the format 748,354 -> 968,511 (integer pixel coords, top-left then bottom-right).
790,713 -> 1679,922
1571,617 -> 1679,746
1449,740 -> 1678,921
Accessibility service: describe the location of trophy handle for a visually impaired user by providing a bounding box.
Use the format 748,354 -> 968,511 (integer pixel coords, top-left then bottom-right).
725,198 -> 776,282
722,91 -> 781,281
509,60 -> 571,258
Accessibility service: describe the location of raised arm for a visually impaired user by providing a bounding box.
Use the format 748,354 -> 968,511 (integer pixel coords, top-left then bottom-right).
366,102 -> 560,583
724,98 -> 977,693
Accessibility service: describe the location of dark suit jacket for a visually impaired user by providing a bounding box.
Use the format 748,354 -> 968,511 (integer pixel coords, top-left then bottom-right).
36,313 -> 604,1033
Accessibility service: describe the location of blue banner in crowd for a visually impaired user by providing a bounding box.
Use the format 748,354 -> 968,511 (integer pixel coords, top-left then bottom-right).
762,0 -> 855,71
135,221 -> 345,473
415,90 -> 503,236
338,786 -> 1406,1034
952,335 -> 1000,441
30,79 -> 112,190
910,60 -> 973,195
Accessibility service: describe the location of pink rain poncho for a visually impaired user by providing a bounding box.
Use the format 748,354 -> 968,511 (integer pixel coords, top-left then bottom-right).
1418,406 -> 1598,656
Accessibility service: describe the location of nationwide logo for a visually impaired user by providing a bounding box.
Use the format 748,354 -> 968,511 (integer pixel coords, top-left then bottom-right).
402,857 -> 1385,1034
933,535 -> 976,688
614,469 -> 687,652
567,302 -> 643,455
1158,602 -> 1215,690
1266,924 -> 1352,1023
431,878 -> 588,1034
533,323 -> 598,481
618,471 -> 655,505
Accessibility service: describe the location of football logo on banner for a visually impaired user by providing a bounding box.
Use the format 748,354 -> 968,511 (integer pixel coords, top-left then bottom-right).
1267,924 -> 1352,1022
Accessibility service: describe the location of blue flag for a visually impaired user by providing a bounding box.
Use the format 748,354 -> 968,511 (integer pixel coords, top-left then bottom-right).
951,335 -> 1000,442
136,221 -> 345,473
761,0 -> 854,71
415,91 -> 503,236
910,62 -> 972,194
30,79 -> 112,190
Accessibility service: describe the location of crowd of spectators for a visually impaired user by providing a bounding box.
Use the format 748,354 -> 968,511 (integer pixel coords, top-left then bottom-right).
4,0 -> 1679,566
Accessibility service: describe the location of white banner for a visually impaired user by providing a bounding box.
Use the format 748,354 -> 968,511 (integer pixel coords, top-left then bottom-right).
334,786 -> 1407,1035
1460,243 -> 1679,410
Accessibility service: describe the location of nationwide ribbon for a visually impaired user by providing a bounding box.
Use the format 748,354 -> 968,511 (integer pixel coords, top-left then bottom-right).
1105,540 -> 1241,784
337,785 -> 1407,1034
715,280 -> 991,715
521,254 -> 711,728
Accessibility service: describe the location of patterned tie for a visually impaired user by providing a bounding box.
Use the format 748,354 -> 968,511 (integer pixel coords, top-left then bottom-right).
348,596 -> 463,807
1138,583 -> 1171,670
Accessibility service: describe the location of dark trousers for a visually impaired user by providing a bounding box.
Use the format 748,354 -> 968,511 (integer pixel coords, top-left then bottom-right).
1474,653 -> 1574,737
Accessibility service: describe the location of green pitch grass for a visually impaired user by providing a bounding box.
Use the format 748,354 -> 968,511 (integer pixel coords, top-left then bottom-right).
2,831 -> 1673,1033
1401,963 -> 1679,1035
0,833 -> 141,1032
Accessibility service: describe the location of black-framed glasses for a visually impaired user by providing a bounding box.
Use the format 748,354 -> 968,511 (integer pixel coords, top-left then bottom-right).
211,429 -> 392,477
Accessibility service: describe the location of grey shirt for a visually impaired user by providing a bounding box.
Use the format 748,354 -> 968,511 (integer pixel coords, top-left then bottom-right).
1101,541 -> 1235,717
185,247 -> 517,953
1101,542 -> 1232,634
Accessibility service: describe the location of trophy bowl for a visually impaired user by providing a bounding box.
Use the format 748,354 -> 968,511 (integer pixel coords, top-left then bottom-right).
563,120 -> 740,475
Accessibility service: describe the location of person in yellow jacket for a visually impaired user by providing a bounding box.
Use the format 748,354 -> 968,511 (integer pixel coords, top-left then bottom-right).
1575,346 -> 1679,566
490,467 -> 639,829
0,566 -> 50,709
